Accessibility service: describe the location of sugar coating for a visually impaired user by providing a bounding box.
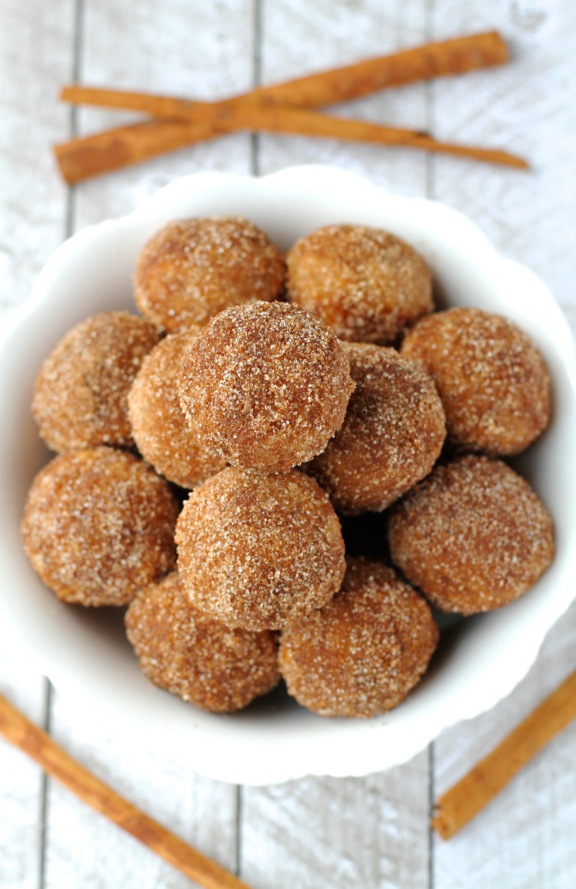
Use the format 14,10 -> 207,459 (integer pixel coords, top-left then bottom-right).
401,307 -> 551,455
128,328 -> 226,488
307,342 -> 446,514
32,311 -> 160,454
21,447 -> 180,606
178,301 -> 355,473
134,216 -> 286,333
388,454 -> 554,614
125,572 -> 280,712
286,223 -> 433,343
279,557 -> 439,718
175,467 -> 346,631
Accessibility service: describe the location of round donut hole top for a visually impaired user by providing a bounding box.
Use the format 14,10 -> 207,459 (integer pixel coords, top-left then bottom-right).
175,466 -> 347,631
178,300 -> 355,473
286,223 -> 433,344
387,454 -> 555,614
400,307 -> 551,456
133,216 -> 287,332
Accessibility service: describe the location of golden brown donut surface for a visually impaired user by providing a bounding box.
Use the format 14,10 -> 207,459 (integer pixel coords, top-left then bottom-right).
178,300 -> 354,473
134,216 -> 286,333
175,466 -> 346,631
286,224 -> 433,343
21,447 -> 180,606
32,311 -> 160,454
128,328 -> 226,488
307,342 -> 446,514
279,557 -> 438,718
400,307 -> 551,455
388,454 -> 554,614
125,572 -> 280,713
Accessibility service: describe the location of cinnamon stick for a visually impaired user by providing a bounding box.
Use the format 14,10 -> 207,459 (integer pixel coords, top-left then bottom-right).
55,110 -> 527,185
0,693 -> 252,889
63,31 -> 508,115
431,667 -> 576,840
55,30 -> 509,183
55,118 -> 227,185
55,100 -> 526,185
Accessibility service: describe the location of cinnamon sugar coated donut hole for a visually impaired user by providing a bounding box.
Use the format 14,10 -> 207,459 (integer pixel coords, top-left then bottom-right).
178,301 -> 354,473
400,307 -> 551,455
125,572 -> 280,713
307,342 -> 446,514
388,455 -> 554,614
128,328 -> 226,488
286,224 -> 433,343
175,467 -> 346,631
32,311 -> 160,453
279,558 -> 439,718
21,447 -> 180,607
134,217 -> 286,333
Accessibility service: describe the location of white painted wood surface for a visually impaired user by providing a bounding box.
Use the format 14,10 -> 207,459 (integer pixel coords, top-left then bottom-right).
1,1 -> 576,887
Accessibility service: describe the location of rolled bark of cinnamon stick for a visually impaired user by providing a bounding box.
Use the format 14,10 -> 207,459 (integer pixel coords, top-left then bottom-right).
62,30 -> 508,114
55,99 -> 527,184
0,693 -> 252,889
55,109 -> 527,185
432,667 -> 576,840
55,30 -> 509,183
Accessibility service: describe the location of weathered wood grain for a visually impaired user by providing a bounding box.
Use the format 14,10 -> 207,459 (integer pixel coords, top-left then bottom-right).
0,1 -> 74,886
255,0 -> 431,195
429,0 -> 576,314
0,0 -> 74,311
0,650 -> 48,889
241,758 -> 431,889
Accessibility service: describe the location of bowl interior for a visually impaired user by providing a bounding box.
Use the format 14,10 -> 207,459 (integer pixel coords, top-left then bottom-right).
1,166 -> 575,784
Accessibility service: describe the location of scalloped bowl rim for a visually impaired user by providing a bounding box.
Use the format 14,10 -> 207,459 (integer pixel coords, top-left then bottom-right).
1,165 -> 575,785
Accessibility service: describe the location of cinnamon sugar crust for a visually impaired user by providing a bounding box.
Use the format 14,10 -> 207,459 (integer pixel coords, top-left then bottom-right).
128,328 -> 226,488
32,311 -> 160,454
134,216 -> 286,333
175,466 -> 346,631
125,572 -> 280,712
401,307 -> 551,455
21,447 -> 180,606
279,557 -> 438,717
388,454 -> 554,614
178,301 -> 354,473
307,342 -> 446,514
286,224 -> 433,343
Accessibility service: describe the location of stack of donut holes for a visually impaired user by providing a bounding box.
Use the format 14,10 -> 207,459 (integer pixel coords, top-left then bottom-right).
22,215 -> 554,719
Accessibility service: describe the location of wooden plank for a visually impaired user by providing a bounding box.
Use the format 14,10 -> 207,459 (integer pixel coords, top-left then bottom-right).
428,0 -> 576,313
0,650 -> 48,889
0,0 -> 75,885
241,758 -> 431,889
0,0 -> 75,312
433,600 -> 576,889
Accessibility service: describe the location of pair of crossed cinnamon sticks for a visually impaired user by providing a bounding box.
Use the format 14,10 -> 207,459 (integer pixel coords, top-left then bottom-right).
55,30 -> 528,184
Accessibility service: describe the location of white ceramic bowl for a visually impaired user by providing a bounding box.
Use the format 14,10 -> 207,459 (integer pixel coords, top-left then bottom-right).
1,165 -> 575,785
